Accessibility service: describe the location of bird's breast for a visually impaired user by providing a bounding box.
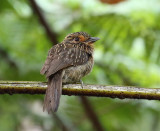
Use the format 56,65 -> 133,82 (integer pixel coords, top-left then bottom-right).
62,57 -> 93,83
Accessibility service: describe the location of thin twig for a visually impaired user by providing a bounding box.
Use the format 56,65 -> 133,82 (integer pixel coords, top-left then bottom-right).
0,81 -> 160,100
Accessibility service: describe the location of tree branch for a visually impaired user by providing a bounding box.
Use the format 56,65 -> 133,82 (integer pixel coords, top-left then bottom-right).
29,0 -> 58,44
0,47 -> 17,69
0,81 -> 160,100
80,96 -> 105,131
52,114 -> 71,131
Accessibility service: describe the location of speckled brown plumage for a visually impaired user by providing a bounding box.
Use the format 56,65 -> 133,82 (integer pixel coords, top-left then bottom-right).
40,32 -> 99,113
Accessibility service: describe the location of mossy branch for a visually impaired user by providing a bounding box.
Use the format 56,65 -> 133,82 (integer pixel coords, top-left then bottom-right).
0,81 -> 160,100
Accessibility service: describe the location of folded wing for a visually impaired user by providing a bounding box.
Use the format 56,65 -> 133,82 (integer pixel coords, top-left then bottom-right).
40,43 -> 89,78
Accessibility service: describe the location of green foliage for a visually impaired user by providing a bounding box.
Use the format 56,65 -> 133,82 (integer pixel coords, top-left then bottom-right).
0,0 -> 160,130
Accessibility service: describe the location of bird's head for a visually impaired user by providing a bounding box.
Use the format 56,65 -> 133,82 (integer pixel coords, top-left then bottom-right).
63,32 -> 100,46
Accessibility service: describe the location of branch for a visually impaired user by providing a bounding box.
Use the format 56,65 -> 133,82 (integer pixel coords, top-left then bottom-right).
52,114 -> 71,131
80,96 -> 105,131
0,81 -> 160,100
29,0 -> 58,44
0,47 -> 17,69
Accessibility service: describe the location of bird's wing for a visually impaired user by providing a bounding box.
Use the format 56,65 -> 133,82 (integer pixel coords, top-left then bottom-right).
40,43 -> 89,77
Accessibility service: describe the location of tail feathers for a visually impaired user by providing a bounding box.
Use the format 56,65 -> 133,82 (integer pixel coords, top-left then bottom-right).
43,71 -> 63,113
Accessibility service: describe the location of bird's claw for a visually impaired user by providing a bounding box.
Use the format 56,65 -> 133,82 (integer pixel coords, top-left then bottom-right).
80,80 -> 84,89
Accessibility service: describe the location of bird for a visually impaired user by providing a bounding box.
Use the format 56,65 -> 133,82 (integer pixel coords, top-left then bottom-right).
40,32 -> 100,113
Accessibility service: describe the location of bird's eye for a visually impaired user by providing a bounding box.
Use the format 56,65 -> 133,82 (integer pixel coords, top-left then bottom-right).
75,37 -> 79,41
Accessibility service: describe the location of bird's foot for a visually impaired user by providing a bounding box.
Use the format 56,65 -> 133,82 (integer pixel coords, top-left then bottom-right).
80,80 -> 84,89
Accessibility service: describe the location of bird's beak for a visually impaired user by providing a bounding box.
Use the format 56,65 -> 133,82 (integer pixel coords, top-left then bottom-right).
88,37 -> 100,43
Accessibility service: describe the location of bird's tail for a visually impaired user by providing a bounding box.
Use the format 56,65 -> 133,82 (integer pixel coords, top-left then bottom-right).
43,70 -> 63,113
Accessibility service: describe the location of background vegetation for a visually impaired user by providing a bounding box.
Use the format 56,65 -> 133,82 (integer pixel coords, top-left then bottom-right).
0,0 -> 160,130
